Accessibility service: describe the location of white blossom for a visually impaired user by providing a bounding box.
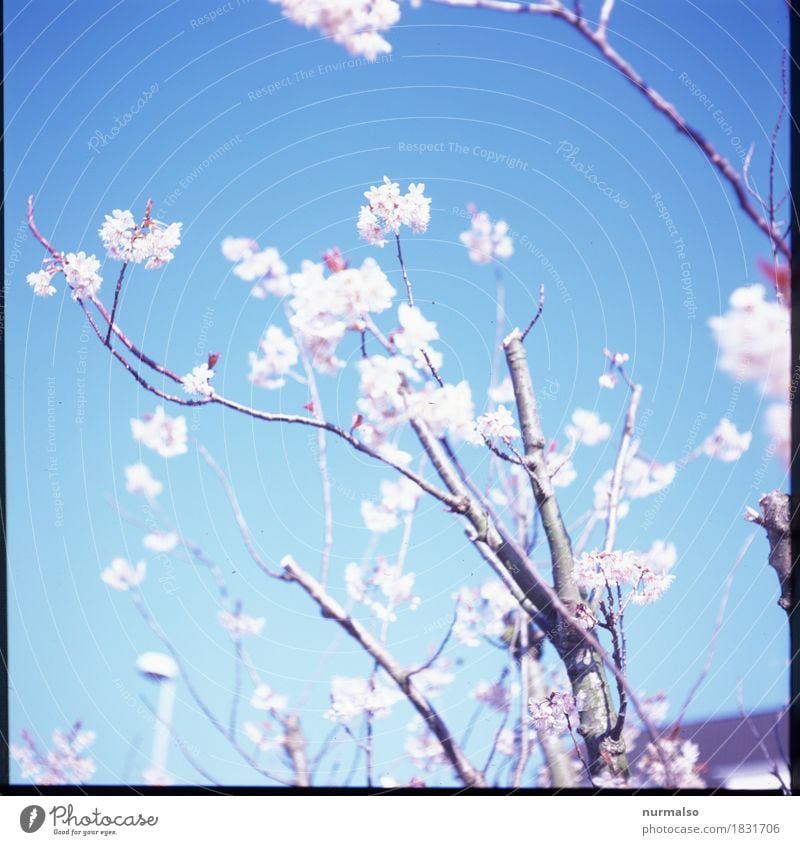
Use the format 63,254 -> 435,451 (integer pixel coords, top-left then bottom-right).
143,532 -> 179,553
250,683 -> 287,712
765,402 -> 790,465
131,406 -> 188,458
324,676 -> 402,723
124,463 -> 163,498
271,0 -> 401,60
218,610 -> 265,640
357,177 -> 431,245
406,380 -> 477,442
474,405 -> 519,443
11,724 -> 97,785
243,721 -> 281,752
361,500 -> 399,533
99,210 -> 182,269
62,251 -> 103,300
393,303 -> 441,368
709,284 -> 789,398
565,408 -> 611,446
141,767 -> 174,786
546,450 -> 577,487
181,363 -> 215,397
701,418 -> 752,462
248,326 -> 299,389
27,268 -> 57,297
459,210 -> 514,265
101,557 -> 146,591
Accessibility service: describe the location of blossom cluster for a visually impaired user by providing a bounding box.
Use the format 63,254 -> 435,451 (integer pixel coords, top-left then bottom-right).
453,580 -> 519,647
99,208 -> 182,269
361,476 -> 423,533
248,326 -> 299,389
324,675 -> 403,723
529,691 -> 586,736
218,609 -> 265,641
357,177 -> 431,246
709,283 -> 790,463
11,723 -> 96,785
270,0 -> 401,60
572,549 -> 675,606
459,209 -> 514,265
345,557 -> 420,623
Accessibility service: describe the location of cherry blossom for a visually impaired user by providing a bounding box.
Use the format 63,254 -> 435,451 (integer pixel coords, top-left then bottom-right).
26,268 -> 57,297
472,680 -> 511,712
248,326 -> 299,389
271,0 -> 401,60
709,284 -> 789,398
565,408 -> 611,446
345,558 -> 420,621
99,209 -> 182,269
357,177 -> 431,246
360,476 -> 422,535
181,362 -> 215,397
218,610 -> 265,640
62,251 -> 103,300
393,303 -> 441,369
11,723 -> 96,785
131,406 -> 188,458
405,720 -> 447,771
637,737 -> 705,788
222,238 -> 290,297
573,550 -> 675,605
529,691 -> 586,736
406,380 -> 477,442
454,580 -> 518,647
474,405 -> 520,443
124,463 -> 163,498
459,209 -> 514,265
250,683 -> 288,712
143,532 -> 179,553
495,728 -> 516,756
324,676 -> 403,723
361,501 -> 400,533
243,721 -> 282,752
101,557 -> 146,591
357,354 -> 418,424
701,418 -> 752,462
408,661 -> 455,698
598,372 -> 618,390
640,539 -> 677,573
765,402 -> 790,465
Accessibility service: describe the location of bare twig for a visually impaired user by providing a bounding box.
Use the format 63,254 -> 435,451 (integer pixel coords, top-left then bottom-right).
430,0 -> 790,258
675,532 -> 755,726
519,284 -> 545,342
395,233 -> 414,307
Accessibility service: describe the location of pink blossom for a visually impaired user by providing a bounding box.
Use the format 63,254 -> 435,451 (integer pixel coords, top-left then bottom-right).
405,721 -> 447,770
454,580 -> 518,646
271,0 -> 400,60
11,723 -> 96,785
529,691 -> 586,736
141,767 -> 174,786
472,680 -> 511,712
637,737 -> 705,788
572,550 -> 641,591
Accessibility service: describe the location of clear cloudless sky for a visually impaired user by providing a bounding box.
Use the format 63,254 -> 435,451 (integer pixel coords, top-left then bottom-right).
3,0 -> 791,786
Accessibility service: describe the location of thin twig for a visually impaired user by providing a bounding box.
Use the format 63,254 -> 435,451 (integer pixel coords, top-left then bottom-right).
519,284 -> 545,342
395,233 -> 414,306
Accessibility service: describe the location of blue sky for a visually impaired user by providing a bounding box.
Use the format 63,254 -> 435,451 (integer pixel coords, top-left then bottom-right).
3,0 -> 790,786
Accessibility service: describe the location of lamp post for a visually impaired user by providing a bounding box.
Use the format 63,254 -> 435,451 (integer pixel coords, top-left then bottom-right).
136,652 -> 178,784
